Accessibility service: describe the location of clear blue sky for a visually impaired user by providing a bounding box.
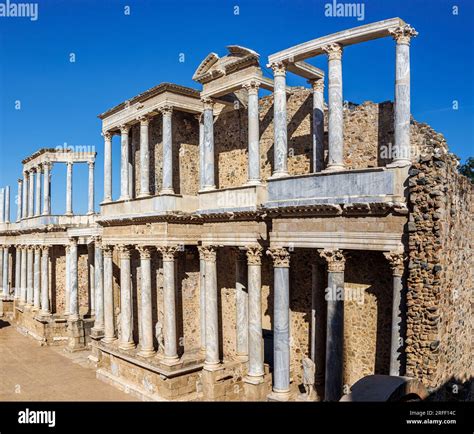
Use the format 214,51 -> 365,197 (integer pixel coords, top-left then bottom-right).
1,0 -> 473,215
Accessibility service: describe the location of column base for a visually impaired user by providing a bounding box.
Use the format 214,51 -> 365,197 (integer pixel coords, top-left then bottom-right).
118,196 -> 131,202
267,389 -> 291,401
159,189 -> 175,196
244,374 -> 264,385
64,212 -> 73,217
199,185 -> 216,193
387,159 -> 411,168
118,342 -> 136,351
66,318 -> 86,352
87,211 -> 94,216
90,327 -> 105,339
203,361 -> 222,372
269,171 -> 288,179
101,336 -> 117,344
38,310 -> 51,319
244,179 -> 262,186
137,348 -> 156,358
100,199 -> 112,205
161,355 -> 181,366
322,164 -> 345,173
137,192 -> 151,199
234,354 -> 249,362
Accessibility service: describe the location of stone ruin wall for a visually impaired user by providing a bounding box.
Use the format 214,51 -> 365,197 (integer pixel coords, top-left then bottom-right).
407,124 -> 473,400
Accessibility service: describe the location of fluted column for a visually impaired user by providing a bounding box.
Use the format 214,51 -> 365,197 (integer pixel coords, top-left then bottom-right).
197,246 -> 206,351
138,117 -> 151,197
20,246 -> 27,304
4,186 -> 10,223
22,171 -> 28,219
40,245 -> 51,316
92,238 -> 104,333
269,62 -> 288,178
102,245 -> 116,343
246,246 -> 264,381
33,246 -> 41,310
87,161 -> 95,215
267,247 -> 291,398
118,245 -> 134,350
384,251 -> 405,376
389,25 -> 418,167
16,179 -> 22,222
42,162 -> 51,215
68,238 -> 79,320
65,162 -> 73,215
235,249 -> 248,360
201,98 -> 216,191
202,246 -> 219,370
243,81 -> 261,184
103,132 -> 113,203
35,166 -> 42,216
319,248 -> 346,401
322,43 -> 344,171
137,246 -> 154,357
309,78 -> 325,172
14,246 -> 21,299
28,169 -> 34,217
119,125 -> 131,200
26,246 -> 34,306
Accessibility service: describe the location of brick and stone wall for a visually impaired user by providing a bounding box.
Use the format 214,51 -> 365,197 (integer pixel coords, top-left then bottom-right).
407,124 -> 473,400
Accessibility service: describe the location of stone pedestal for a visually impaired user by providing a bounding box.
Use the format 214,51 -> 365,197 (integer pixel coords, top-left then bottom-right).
66,319 -> 86,352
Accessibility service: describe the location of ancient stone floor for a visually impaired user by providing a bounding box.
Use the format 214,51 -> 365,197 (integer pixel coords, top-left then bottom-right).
0,320 -> 136,401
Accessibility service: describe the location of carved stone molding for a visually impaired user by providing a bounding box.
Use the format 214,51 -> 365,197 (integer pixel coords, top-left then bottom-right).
383,251 -> 405,276
322,43 -> 343,61
246,246 -> 263,266
389,24 -> 418,45
319,248 -> 345,272
267,247 -> 290,268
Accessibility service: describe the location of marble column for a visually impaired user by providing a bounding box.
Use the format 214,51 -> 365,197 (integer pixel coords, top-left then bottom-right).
20,247 -> 27,304
244,81 -> 261,184
267,247 -> 291,397
3,245 -> 10,297
319,248 -> 346,401
28,169 -> 35,218
65,162 -> 73,215
87,161 -> 95,215
40,245 -> 51,316
26,246 -> 34,306
389,25 -> 418,167
35,166 -> 42,216
160,106 -> 175,195
235,249 -> 248,360
311,260 -> 326,386
22,171 -> 28,219
322,43 -> 344,171
201,98 -> 216,191
4,186 -> 10,223
0,188 -> 4,224
33,246 -> 41,310
197,115 -> 205,191
88,242 -> 95,315
269,62 -> 288,178
103,132 -> 113,203
118,245 -> 134,349
68,238 -> 79,320
64,244 -> 71,315
137,246 -> 154,357
309,78 -> 325,172
0,246 -> 4,295
138,117 -> 150,197
14,246 -> 21,299
16,179 -> 22,222
384,251 -> 405,376
202,246 -> 219,370
197,246 -> 206,351
42,162 -> 51,215
119,125 -> 131,200
247,246 -> 264,380
92,238 -> 104,333
158,246 -> 180,364
102,245 -> 116,343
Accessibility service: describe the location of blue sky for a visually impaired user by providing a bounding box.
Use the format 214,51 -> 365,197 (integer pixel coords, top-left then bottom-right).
0,0 -> 473,215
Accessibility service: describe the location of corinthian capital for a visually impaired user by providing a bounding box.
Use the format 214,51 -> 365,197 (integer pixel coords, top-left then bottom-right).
322,43 -> 343,61
319,249 -> 345,272
199,245 -> 217,262
159,105 -> 173,116
389,24 -> 418,45
201,97 -> 215,110
102,131 -> 113,140
246,245 -> 263,266
157,245 -> 179,261
267,61 -> 286,77
242,80 -> 260,95
383,251 -> 405,276
119,124 -> 130,134
267,247 -> 290,267
117,244 -> 131,259
101,244 -> 113,258
308,78 -> 324,92
137,245 -> 153,259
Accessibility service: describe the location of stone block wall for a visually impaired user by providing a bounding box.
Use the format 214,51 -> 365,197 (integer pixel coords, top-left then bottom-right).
407,124 -> 473,400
